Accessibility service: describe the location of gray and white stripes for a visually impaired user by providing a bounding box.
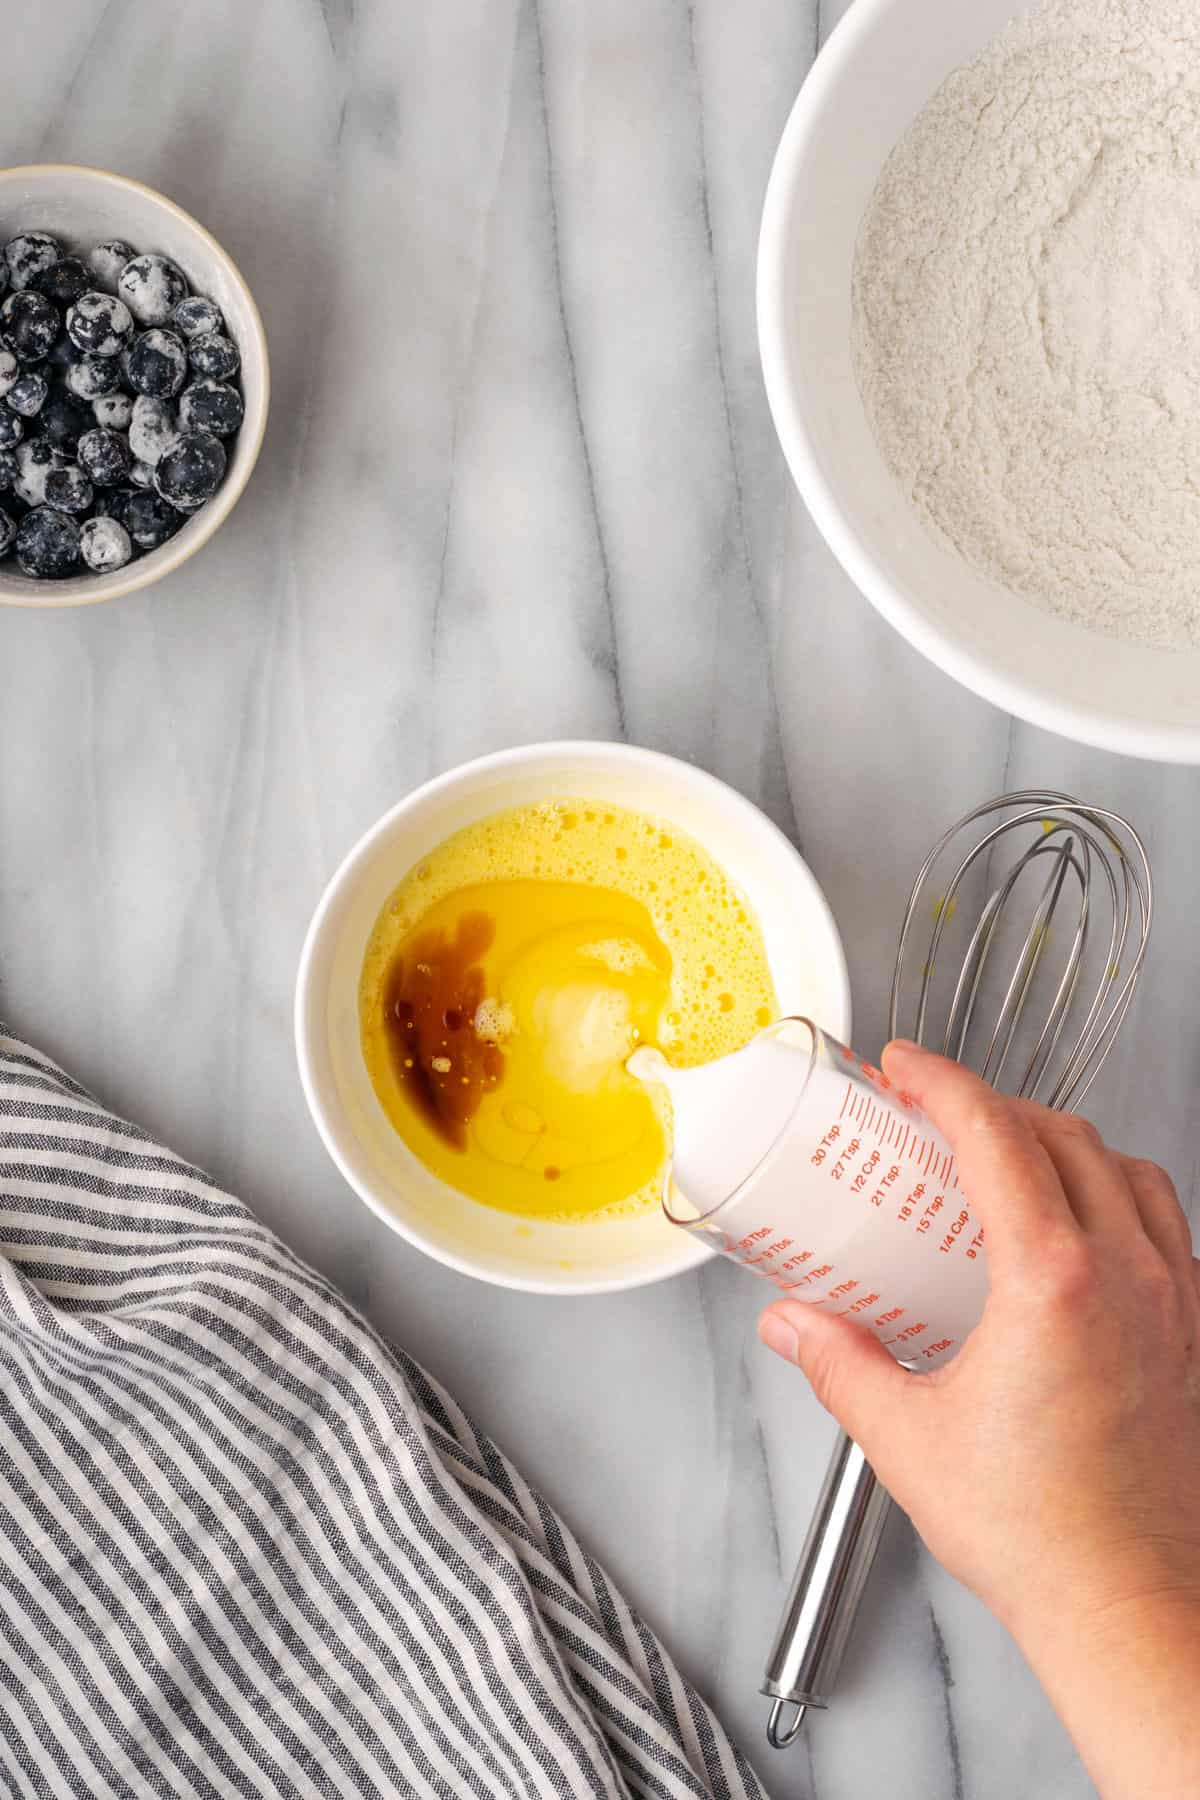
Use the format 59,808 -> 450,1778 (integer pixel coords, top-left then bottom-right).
0,1030 -> 766,1800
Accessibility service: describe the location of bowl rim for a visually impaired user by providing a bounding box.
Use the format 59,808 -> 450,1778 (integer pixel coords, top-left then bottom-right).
756,0 -> 1200,766
0,161 -> 270,610
294,739 -> 854,1296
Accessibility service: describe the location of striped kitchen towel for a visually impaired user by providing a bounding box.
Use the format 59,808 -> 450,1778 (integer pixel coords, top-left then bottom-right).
0,1028 -> 766,1800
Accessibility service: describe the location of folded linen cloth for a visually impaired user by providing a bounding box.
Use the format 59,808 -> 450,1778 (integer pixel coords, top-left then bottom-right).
0,1029 -> 766,1800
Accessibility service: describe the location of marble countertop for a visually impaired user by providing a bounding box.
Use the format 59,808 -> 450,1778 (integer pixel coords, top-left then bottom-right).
4,4 -> 1197,1795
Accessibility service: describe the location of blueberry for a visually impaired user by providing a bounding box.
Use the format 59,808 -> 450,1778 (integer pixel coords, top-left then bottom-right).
0,410 -> 22,450
87,240 -> 136,292
0,347 -> 18,398
80,514 -> 133,573
66,355 -> 120,401
154,428 -> 225,511
39,390 -> 91,456
0,290 -> 60,364
128,458 -> 155,489
177,377 -> 243,437
95,486 -> 136,525
66,291 -> 134,358
77,426 -> 131,487
187,331 -> 240,381
172,296 -> 223,341
44,333 -> 77,373
92,391 -> 133,432
118,253 -> 188,326
15,505 -> 81,577
3,233 -> 62,293
44,463 -> 94,514
0,447 -> 16,490
129,394 -> 178,466
6,372 -> 47,417
31,256 -> 90,306
126,327 -> 187,398
13,437 -> 66,506
0,506 -> 14,556
124,488 -> 182,550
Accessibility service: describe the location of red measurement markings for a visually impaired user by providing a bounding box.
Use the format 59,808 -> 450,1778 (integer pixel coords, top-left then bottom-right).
743,1236 -> 794,1266
784,1262 -> 834,1290
780,1249 -> 815,1272
875,1306 -> 904,1326
868,1163 -> 903,1207
884,1319 -> 929,1346
850,1149 -> 882,1193
965,1226 -> 986,1260
922,1338 -> 954,1359
937,1209 -> 971,1254
809,1123 -> 843,1167
828,1138 -> 862,1182
838,1290 -> 881,1318
897,1180 -> 926,1223
915,1193 -> 946,1235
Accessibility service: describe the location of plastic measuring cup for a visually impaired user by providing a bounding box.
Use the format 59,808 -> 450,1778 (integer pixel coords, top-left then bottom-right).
631,1020 -> 988,1369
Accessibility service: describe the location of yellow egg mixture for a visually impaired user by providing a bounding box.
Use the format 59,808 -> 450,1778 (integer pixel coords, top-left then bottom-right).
359,799 -> 777,1222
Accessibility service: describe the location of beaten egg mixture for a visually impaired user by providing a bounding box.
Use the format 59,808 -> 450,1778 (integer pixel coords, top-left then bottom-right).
359,800 -> 776,1221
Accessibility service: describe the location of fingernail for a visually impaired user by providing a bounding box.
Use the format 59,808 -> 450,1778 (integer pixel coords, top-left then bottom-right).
759,1314 -> 802,1363
886,1038 -> 923,1055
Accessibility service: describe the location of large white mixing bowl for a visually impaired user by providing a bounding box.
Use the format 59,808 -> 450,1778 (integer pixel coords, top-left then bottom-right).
758,0 -> 1200,764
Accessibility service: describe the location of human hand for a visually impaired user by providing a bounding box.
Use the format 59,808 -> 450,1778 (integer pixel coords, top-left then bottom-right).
758,1041 -> 1200,1799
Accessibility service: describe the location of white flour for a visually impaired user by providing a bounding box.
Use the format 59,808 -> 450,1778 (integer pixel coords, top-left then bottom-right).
852,0 -> 1200,648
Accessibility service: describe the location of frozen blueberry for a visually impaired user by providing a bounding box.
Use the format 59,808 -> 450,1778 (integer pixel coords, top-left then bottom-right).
13,437 -> 66,506
92,391 -> 133,432
154,428 -> 225,511
0,347 -> 18,398
87,240 -> 136,292
66,291 -> 134,358
66,355 -> 120,401
177,377 -> 243,437
0,290 -> 60,364
0,447 -> 16,491
39,390 -> 91,455
44,463 -> 94,514
44,333 -> 76,373
6,372 -> 47,417
124,488 -> 182,550
31,256 -> 90,306
128,458 -> 155,489
126,327 -> 187,398
0,410 -> 22,451
0,262 -> 6,300
77,426 -> 131,487
129,394 -> 178,466
95,486 -> 136,525
118,253 -> 188,326
15,505 -> 80,577
3,233 -> 62,293
172,295 -> 222,340
0,506 -> 15,556
80,514 -> 133,573
187,331 -> 239,381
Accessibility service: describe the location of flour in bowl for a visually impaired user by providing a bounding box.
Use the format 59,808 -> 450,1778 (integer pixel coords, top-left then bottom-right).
852,0 -> 1200,648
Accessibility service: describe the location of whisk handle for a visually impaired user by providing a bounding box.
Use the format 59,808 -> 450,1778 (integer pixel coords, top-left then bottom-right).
762,1430 -> 891,1743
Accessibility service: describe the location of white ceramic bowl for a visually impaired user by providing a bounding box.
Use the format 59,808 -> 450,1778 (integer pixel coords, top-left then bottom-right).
0,164 -> 268,607
295,742 -> 852,1295
758,0 -> 1200,764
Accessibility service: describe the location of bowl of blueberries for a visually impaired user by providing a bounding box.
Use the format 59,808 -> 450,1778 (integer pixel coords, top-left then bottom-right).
0,164 -> 268,605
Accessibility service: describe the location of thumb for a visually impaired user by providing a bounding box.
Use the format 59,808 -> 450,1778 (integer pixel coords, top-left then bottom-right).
758,1301 -> 920,1452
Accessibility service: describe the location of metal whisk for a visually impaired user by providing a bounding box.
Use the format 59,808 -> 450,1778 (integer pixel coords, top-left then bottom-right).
763,792 -> 1153,1749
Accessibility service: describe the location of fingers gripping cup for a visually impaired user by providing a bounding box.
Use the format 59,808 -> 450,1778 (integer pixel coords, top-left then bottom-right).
631,1020 -> 988,1370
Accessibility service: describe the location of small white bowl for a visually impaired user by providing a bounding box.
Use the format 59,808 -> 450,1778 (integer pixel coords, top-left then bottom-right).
758,0 -> 1200,764
295,742 -> 852,1296
0,164 -> 268,607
